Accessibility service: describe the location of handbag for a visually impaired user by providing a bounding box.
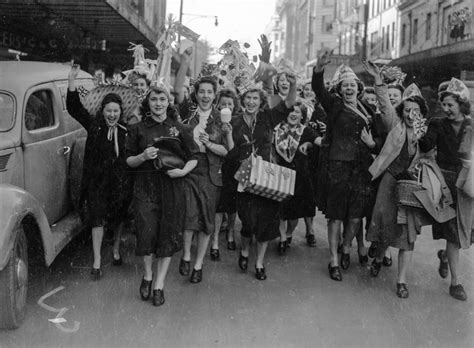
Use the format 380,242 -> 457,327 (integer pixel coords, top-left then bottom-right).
234,153 -> 296,202
152,137 -> 186,171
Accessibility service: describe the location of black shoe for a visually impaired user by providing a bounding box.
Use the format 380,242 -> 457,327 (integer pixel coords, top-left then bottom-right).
382,256 -> 392,267
358,253 -> 369,265
210,248 -> 220,261
112,257 -> 123,266
370,259 -> 382,277
368,243 -> 377,258
437,250 -> 449,279
227,240 -> 236,250
449,284 -> 467,301
255,266 -> 267,280
341,253 -> 350,270
152,289 -> 165,306
238,252 -> 248,271
306,234 -> 317,247
140,277 -> 152,301
277,241 -> 287,255
179,258 -> 190,276
286,237 -> 292,247
396,283 -> 409,299
328,263 -> 342,281
90,268 -> 103,281
190,268 -> 202,283
337,244 -> 343,254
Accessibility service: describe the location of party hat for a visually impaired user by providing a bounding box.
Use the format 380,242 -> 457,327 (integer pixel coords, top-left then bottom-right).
403,83 -> 422,100
446,78 -> 470,101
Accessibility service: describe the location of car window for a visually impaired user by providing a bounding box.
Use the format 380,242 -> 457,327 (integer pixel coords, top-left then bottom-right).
25,90 -> 55,131
0,93 -> 14,131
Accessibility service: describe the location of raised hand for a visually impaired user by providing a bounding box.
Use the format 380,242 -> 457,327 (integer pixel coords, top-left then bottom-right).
362,60 -> 383,84
314,49 -> 333,73
258,34 -> 272,63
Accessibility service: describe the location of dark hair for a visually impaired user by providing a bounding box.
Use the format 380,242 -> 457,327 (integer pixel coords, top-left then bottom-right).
363,87 -> 376,95
140,87 -> 176,120
387,84 -> 405,95
336,79 -> 365,97
100,93 -> 124,119
294,100 -> 309,123
439,91 -> 471,116
130,72 -> 151,86
274,72 -> 289,94
395,95 -> 429,118
241,88 -> 268,111
216,88 -> 240,114
193,76 -> 218,94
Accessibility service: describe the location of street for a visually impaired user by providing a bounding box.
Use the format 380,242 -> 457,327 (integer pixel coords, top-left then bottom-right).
0,212 -> 473,348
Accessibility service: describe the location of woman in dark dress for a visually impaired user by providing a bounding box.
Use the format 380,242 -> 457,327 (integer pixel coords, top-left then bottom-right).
419,78 -> 473,301
125,86 -> 199,306
275,100 -> 318,254
312,50 -> 375,281
180,77 -> 233,284
67,65 -> 132,280
232,77 -> 297,280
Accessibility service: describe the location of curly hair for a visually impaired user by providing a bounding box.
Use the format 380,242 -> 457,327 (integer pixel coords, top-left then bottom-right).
216,88 -> 240,114
439,91 -> 471,116
193,76 -> 218,94
395,95 -> 429,118
293,99 -> 309,123
241,88 -> 268,111
140,86 -> 177,121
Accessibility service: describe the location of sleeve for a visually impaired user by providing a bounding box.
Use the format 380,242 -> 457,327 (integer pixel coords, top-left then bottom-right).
125,123 -> 141,161
178,97 -> 192,121
268,100 -> 293,128
311,69 -> 336,116
66,90 -> 92,130
374,84 -> 398,132
301,126 -> 317,144
418,119 -> 440,153
178,123 -> 200,161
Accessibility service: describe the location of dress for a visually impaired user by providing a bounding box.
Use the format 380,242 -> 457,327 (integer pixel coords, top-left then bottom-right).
66,90 -> 132,227
419,117 -> 473,247
312,71 -> 375,220
231,101 -> 293,242
125,116 -> 199,257
182,108 -> 228,235
275,124 -> 317,220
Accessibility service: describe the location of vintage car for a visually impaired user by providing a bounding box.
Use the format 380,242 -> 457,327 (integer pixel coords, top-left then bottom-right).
0,61 -> 93,329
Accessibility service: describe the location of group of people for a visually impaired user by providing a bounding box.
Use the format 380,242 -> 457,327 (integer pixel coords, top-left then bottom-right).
66,34 -> 472,307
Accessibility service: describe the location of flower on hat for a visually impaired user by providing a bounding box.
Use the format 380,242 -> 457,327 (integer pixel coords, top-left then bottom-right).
446,78 -> 470,102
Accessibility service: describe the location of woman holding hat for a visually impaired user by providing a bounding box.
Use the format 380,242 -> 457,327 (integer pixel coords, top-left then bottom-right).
67,64 -> 132,280
362,61 -> 431,298
419,78 -> 473,301
125,86 -> 199,306
311,50 -> 375,281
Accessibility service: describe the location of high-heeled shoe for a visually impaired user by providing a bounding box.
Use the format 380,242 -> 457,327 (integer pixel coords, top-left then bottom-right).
179,258 -> 190,276
306,234 -> 316,247
255,266 -> 267,280
437,250 -> 448,278
370,259 -> 382,277
277,241 -> 286,255
358,253 -> 369,265
140,277 -> 152,301
328,263 -> 342,281
210,248 -> 220,261
286,236 -> 292,247
152,289 -> 165,306
238,252 -> 248,271
341,253 -> 350,270
90,268 -> 103,281
382,256 -> 392,267
190,268 -> 203,283
396,283 -> 409,299
368,243 -> 377,258
227,240 -> 236,250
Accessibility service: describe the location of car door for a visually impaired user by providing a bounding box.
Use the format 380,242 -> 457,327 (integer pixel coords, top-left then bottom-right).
22,83 -> 69,224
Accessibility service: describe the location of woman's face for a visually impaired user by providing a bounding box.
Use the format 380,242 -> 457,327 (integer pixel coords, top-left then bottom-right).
103,102 -> 121,126
287,106 -> 303,127
388,87 -> 402,107
340,78 -> 358,104
196,82 -> 215,111
303,83 -> 315,100
148,91 -> 169,117
132,78 -> 148,94
243,91 -> 262,114
402,101 -> 421,128
362,92 -> 377,106
218,96 -> 235,113
441,95 -> 463,121
277,74 -> 290,96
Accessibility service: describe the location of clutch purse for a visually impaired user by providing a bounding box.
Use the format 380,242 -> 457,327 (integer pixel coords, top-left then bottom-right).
151,137 -> 186,171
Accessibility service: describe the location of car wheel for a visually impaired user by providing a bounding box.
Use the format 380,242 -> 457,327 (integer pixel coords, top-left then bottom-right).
0,225 -> 28,329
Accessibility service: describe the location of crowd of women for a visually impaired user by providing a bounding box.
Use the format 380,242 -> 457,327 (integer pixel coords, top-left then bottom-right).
65,34 -> 473,307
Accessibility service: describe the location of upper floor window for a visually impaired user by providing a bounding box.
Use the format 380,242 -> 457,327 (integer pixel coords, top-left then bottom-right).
426,13 -> 432,40
401,23 -> 406,47
413,18 -> 418,44
25,90 -> 55,131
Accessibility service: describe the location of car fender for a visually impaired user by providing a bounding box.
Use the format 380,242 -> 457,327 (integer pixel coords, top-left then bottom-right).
0,184 -> 53,270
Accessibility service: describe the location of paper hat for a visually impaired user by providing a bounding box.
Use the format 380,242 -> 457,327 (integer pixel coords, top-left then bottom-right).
446,78 -> 470,101
402,83 -> 422,100
331,64 -> 359,87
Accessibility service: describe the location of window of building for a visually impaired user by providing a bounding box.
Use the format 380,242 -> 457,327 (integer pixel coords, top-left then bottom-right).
25,90 -> 55,131
413,18 -> 418,44
381,27 -> 385,52
370,31 -> 379,54
401,23 -> 406,47
426,13 -> 431,40
322,15 -> 332,33
392,22 -> 395,48
386,25 -> 390,50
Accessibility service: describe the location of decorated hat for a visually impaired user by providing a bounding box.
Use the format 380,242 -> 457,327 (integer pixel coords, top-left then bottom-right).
331,64 -> 359,87
402,83 -> 422,100
446,78 -> 470,101
80,85 -> 138,118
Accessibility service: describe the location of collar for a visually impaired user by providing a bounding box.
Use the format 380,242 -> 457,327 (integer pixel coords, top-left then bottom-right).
143,115 -> 173,128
